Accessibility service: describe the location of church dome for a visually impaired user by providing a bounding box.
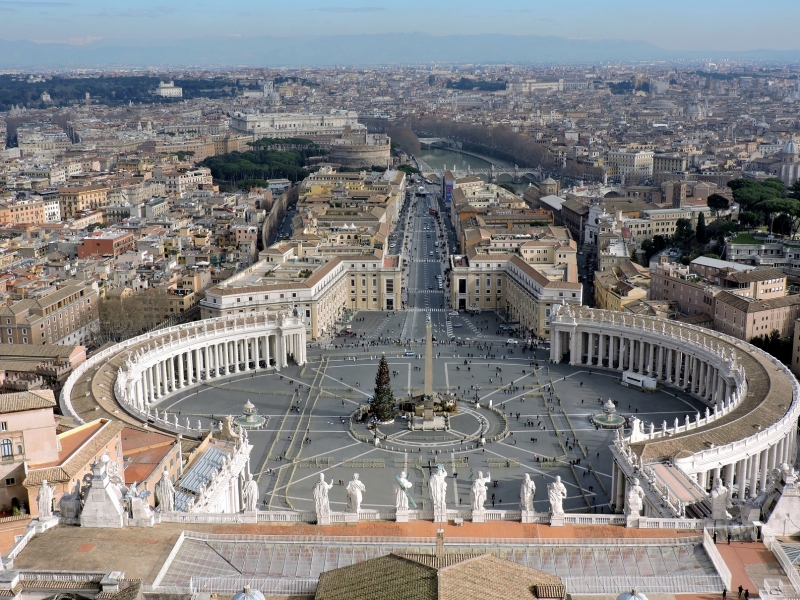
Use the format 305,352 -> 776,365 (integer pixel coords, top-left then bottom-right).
783,140 -> 799,156
232,586 -> 266,600
617,590 -> 649,600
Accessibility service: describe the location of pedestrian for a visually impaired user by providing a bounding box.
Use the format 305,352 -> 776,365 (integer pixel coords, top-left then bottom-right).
738,585 -> 743,598
744,590 -> 749,600
722,589 -> 727,600
727,532 -> 732,545
713,530 -> 717,544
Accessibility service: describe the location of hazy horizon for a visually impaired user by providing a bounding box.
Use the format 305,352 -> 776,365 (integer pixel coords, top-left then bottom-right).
0,0 -> 798,55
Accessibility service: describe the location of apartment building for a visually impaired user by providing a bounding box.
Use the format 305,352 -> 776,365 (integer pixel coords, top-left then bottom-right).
0,281 -> 99,345
152,166 -> 213,196
606,150 -> 654,179
58,185 -> 110,219
77,230 -> 136,258
0,198 -> 46,225
714,291 -> 800,340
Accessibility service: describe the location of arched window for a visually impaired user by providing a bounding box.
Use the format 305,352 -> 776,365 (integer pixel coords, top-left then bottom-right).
1,439 -> 12,458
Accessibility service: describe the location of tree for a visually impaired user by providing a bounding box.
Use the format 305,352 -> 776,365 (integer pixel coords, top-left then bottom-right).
696,212 -> 706,243
672,218 -> 695,254
386,126 -> 421,156
371,355 -> 395,422
707,193 -> 730,216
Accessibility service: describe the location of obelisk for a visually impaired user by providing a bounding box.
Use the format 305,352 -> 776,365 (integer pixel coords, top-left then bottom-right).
423,312 -> 434,421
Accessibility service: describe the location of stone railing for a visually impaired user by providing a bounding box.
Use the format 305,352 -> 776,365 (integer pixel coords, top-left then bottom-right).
762,530 -> 800,598
563,514 -> 626,526
703,527 -> 732,590
637,517 -> 708,530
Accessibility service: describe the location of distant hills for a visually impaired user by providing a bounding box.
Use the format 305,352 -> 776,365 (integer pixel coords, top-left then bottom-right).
1,33 -> 800,69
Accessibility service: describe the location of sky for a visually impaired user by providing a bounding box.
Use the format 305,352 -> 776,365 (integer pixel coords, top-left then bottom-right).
0,0 -> 797,52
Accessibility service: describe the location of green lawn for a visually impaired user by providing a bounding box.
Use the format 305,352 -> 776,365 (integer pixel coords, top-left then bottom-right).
729,232 -> 762,245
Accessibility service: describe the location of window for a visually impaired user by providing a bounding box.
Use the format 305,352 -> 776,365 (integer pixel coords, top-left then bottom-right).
1,439 -> 12,458
4,478 -> 13,486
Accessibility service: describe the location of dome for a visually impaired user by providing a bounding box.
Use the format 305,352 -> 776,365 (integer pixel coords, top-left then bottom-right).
232,586 -> 266,600
783,140 -> 799,155
617,590 -> 649,600
542,177 -> 557,185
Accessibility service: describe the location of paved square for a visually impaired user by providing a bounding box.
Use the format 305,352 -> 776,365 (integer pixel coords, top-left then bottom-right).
162,319 -> 708,516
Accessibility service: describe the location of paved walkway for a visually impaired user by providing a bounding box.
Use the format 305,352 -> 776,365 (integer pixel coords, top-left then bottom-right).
715,541 -> 789,598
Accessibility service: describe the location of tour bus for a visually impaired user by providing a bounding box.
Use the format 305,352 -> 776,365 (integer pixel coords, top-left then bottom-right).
621,371 -> 657,391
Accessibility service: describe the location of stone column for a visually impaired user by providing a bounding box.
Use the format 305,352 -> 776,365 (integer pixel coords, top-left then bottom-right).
698,470 -> 707,490
656,346 -> 663,379
176,353 -> 184,388
222,342 -> 228,374
647,343 -> 654,375
770,443 -> 779,473
760,448 -> 769,491
187,349 -> 195,384
264,335 -> 271,368
724,463 -> 735,504
637,340 -> 644,373
665,348 -> 673,383
675,352 -> 683,385
152,363 -> 160,399
749,455 -> 759,499
627,338 -> 634,371
737,459 -> 747,500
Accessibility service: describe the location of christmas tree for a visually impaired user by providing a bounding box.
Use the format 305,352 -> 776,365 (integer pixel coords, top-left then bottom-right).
372,354 -> 395,422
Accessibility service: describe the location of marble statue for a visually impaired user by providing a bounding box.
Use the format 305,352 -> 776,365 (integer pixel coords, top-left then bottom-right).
395,471 -> 413,510
313,473 -> 334,521
155,468 -> 175,512
346,473 -> 366,513
710,477 -> 729,520
429,464 -> 448,514
625,478 -> 645,517
243,473 -> 259,512
547,476 -> 568,515
36,479 -> 56,520
471,471 -> 491,511
520,474 -> 536,512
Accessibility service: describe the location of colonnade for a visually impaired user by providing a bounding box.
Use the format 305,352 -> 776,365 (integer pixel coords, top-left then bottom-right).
118,317 -> 306,414
550,305 -> 800,517
555,329 -> 733,405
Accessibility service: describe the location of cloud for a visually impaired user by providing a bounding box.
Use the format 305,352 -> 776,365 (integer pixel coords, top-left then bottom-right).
313,6 -> 384,13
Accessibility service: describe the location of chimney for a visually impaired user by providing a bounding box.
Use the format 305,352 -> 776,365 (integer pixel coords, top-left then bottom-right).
436,529 -> 445,558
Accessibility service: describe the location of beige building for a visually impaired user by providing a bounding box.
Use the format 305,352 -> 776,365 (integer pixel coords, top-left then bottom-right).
201,248 -> 402,339
714,291 -> 800,341
594,262 -> 649,312
0,281 -> 99,346
58,185 -> 110,219
450,252 -> 581,339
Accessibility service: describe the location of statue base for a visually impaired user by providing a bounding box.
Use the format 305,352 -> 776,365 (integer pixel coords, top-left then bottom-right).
317,513 -> 331,526
472,509 -> 485,523
344,512 -> 360,523
521,509 -> 536,524
433,509 -> 447,523
549,513 -> 565,527
625,515 -> 640,528
396,509 -> 409,523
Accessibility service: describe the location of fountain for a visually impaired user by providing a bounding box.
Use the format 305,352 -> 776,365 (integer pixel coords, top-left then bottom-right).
591,398 -> 626,429
234,400 -> 267,428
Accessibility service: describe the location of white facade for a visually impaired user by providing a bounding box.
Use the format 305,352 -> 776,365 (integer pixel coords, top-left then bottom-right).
155,81 -> 183,98
43,198 -> 61,223
229,111 -> 364,138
